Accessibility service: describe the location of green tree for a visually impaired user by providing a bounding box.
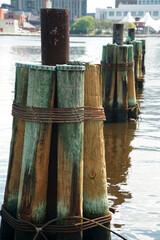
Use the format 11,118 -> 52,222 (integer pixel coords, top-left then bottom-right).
70,16 -> 94,34
123,22 -> 136,30
94,20 -> 113,30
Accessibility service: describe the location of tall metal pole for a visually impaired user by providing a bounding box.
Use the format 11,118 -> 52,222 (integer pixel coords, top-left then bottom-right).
113,23 -> 124,45
41,8 -> 69,65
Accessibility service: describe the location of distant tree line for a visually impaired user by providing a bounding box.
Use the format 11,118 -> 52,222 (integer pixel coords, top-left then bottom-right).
70,16 -> 135,34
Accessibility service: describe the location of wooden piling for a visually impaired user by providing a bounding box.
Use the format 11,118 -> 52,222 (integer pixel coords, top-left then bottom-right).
116,45 -> 128,122
101,45 -> 107,107
133,40 -> 144,88
1,65 -> 28,240
41,8 -> 69,65
113,24 -> 124,45
83,64 -> 110,240
127,45 -> 137,119
15,64 -> 56,240
102,44 -> 117,122
56,65 -> 85,240
128,28 -> 135,41
141,39 -> 146,74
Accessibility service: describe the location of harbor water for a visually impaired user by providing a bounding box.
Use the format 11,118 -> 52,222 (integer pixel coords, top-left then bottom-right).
0,35 -> 160,240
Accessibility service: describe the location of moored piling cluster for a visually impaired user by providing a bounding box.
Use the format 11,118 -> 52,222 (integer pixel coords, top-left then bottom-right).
1,61 -> 110,240
0,14 -> 147,240
101,24 -> 145,122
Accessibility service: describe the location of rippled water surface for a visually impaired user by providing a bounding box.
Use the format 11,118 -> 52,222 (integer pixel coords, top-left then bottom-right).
0,35 -> 160,240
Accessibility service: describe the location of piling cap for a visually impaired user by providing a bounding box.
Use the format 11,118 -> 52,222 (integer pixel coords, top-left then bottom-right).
15,62 -> 56,71
67,61 -> 90,66
56,64 -> 85,71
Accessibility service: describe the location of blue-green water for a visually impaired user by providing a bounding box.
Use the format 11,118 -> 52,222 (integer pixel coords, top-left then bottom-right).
0,35 -> 160,240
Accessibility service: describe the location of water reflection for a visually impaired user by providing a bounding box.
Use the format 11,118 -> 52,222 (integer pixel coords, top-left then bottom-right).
104,122 -> 137,208
11,46 -> 41,56
70,46 -> 86,60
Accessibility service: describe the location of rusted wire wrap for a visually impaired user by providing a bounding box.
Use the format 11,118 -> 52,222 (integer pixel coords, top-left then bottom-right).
101,61 -> 134,71
0,206 -> 127,240
136,76 -> 144,82
12,101 -> 106,123
134,55 -> 143,61
104,103 -> 140,112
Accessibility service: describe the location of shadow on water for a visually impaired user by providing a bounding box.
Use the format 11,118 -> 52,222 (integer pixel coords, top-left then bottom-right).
104,122 -> 137,208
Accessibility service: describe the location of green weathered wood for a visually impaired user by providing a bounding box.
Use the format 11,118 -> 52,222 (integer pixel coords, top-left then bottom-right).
113,24 -> 124,45
141,39 -> 146,74
104,43 -> 117,122
101,45 -> 107,107
1,66 -> 28,240
83,64 -> 110,240
15,66 -> 56,240
133,40 -> 143,88
116,45 -> 128,122
128,45 -> 138,119
128,28 -> 135,41
56,65 -> 84,240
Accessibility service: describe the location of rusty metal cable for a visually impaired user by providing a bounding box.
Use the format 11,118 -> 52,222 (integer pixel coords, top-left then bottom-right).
136,76 -> 144,82
12,101 -> 106,123
0,206 -> 127,240
101,61 -> 134,71
134,55 -> 143,61
104,103 -> 139,112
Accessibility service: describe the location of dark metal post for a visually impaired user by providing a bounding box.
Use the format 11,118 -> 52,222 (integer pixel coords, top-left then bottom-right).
113,24 -> 124,45
41,8 -> 69,65
128,28 -> 135,41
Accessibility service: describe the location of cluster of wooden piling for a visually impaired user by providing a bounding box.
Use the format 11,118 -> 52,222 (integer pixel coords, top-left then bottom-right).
1,62 -> 110,240
1,48 -> 110,240
0,13 -> 147,240
102,24 -> 145,122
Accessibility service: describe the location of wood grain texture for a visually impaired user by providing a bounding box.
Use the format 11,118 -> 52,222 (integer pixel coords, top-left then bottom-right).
128,45 -> 138,119
128,45 -> 136,107
15,68 -> 56,240
57,66 -> 84,240
133,40 -> 143,88
102,44 -> 117,122
84,65 -> 109,217
116,45 -> 128,122
1,66 -> 28,240
141,39 -> 146,74
83,64 -> 110,240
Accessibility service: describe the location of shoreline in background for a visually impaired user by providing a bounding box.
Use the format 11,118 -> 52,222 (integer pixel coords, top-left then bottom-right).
0,32 -> 160,37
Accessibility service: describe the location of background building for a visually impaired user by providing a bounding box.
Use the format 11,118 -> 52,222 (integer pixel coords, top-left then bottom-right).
10,0 -> 87,21
116,0 -> 160,7
11,0 -> 47,13
0,18 -> 19,33
116,0 -> 137,7
52,0 -> 87,23
96,4 -> 160,21
137,0 -> 160,4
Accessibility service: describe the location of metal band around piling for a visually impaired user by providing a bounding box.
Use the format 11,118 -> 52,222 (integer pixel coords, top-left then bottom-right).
101,61 -> 134,71
56,64 -> 85,71
15,63 -> 56,71
12,101 -> 106,123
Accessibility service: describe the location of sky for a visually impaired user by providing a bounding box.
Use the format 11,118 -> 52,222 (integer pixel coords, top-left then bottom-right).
0,0 -> 115,13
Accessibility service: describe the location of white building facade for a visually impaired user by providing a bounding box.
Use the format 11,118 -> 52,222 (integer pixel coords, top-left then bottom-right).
137,0 -> 160,4
0,19 -> 19,33
95,4 -> 160,21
